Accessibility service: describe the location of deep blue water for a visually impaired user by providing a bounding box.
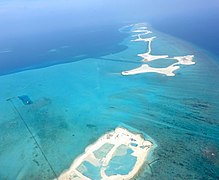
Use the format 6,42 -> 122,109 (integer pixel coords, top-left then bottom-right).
2,13 -> 219,76
1,1 -> 219,76
0,24 -> 127,76
151,11 -> 219,57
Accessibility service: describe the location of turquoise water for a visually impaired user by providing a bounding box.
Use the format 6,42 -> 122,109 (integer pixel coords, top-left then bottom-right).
0,24 -> 219,179
105,147 -> 137,176
93,143 -> 114,160
78,161 -> 102,179
147,58 -> 177,68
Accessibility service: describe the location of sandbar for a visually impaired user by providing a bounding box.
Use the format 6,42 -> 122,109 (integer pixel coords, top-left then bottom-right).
132,29 -> 149,33
138,53 -> 169,62
132,30 -> 152,37
172,55 -> 195,65
122,64 -> 180,76
131,35 -> 169,62
132,36 -> 155,43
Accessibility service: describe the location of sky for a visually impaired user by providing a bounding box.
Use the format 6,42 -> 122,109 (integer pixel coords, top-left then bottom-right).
0,0 -> 219,35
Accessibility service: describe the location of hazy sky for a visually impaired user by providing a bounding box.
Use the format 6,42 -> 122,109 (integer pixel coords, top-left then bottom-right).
0,0 -> 219,36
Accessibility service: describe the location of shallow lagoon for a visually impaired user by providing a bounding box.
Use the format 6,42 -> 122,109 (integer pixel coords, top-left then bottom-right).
105,147 -> 137,176
0,23 -> 219,179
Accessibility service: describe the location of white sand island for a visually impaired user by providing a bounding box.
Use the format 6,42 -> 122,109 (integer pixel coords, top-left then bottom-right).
132,29 -> 150,33
121,54 -> 195,76
120,24 -> 195,77
58,127 -> 153,180
131,36 -> 155,43
132,36 -> 169,62
138,53 -> 169,62
172,55 -> 195,65
132,30 -> 152,36
122,64 -> 180,76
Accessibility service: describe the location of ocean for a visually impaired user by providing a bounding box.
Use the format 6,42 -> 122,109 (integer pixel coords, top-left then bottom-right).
151,11 -> 219,57
0,24 -> 127,76
1,22 -> 219,179
0,2 -> 219,179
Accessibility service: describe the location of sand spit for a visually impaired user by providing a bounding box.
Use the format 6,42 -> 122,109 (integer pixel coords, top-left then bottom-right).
132,36 -> 169,62
132,30 -> 152,37
138,53 -> 169,62
132,29 -> 151,33
131,36 -> 155,43
122,64 -> 180,76
58,127 -> 153,180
